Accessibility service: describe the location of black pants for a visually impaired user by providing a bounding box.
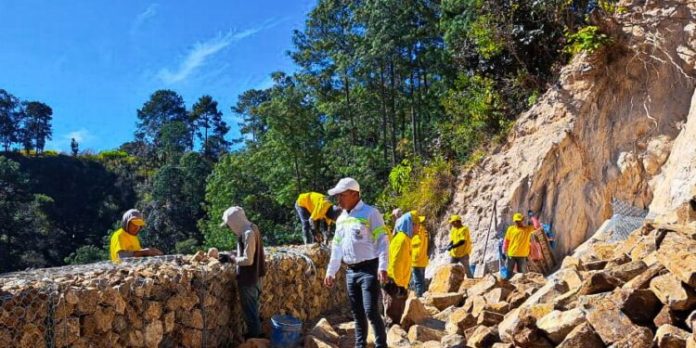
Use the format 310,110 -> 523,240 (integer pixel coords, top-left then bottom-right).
346,259 -> 387,348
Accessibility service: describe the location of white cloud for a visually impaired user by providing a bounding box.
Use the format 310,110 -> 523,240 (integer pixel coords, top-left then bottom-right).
157,18 -> 286,85
131,3 -> 159,35
45,128 -> 95,153
66,129 -> 94,143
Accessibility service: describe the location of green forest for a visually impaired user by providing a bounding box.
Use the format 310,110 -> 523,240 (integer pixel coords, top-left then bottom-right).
0,0 -> 613,273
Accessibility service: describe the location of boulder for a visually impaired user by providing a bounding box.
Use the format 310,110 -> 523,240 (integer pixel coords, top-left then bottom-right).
622,263 -> 665,290
429,264 -> 466,294
458,279 -> 481,293
400,298 -> 432,330
650,273 -> 696,311
554,269 -> 584,292
466,325 -> 498,348
586,308 -> 645,345
467,274 -> 499,297
614,288 -> 661,326
476,310 -> 505,326
609,326 -> 653,348
655,231 -> 696,287
654,324 -> 690,348
462,295 -> 487,318
445,308 -> 477,335
407,324 -> 446,343
484,287 -> 512,305
498,304 -> 552,343
536,308 -> 587,344
427,293 -> 464,311
607,260 -> 648,282
653,305 -> 688,327
386,325 -> 410,347
309,318 -> 340,344
440,334 -> 466,348
556,322 -> 604,348
577,272 -> 622,296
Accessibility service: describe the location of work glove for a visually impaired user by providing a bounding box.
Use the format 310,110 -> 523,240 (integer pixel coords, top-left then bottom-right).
218,253 -> 235,264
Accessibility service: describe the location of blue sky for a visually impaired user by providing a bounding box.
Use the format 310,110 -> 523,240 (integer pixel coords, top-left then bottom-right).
0,1 -> 313,152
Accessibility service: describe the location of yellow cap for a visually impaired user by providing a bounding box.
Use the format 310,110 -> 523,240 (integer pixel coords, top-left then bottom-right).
130,218 -> 146,227
448,215 -> 461,223
513,213 -> 524,222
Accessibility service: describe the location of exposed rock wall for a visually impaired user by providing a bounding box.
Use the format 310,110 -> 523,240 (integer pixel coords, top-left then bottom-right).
0,245 -> 345,348
435,0 -> 696,271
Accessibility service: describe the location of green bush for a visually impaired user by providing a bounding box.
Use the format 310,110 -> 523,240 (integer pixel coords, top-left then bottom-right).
64,245 -> 107,265
379,157 -> 455,224
564,26 -> 611,55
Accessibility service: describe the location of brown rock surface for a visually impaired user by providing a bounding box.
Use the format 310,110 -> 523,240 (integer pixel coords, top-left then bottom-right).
650,273 -> 696,311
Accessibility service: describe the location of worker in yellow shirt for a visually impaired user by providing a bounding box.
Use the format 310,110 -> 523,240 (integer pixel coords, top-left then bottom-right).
110,209 -> 163,262
410,213 -> 428,297
383,211 -> 415,326
447,215 -> 473,278
295,192 -> 341,244
502,212 -> 537,279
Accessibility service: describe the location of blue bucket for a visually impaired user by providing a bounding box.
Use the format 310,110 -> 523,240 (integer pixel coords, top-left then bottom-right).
270,315 -> 302,348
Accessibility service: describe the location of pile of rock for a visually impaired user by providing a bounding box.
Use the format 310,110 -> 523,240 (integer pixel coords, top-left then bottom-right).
0,245 -> 346,348
0,255 -> 242,348
260,244 -> 347,323
495,222 -> 696,347
301,220 -> 696,348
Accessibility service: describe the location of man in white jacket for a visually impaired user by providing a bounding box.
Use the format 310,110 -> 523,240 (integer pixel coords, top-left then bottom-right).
323,178 -> 388,348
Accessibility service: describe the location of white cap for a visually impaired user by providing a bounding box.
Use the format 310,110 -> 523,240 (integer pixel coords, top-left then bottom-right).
328,177 -> 360,196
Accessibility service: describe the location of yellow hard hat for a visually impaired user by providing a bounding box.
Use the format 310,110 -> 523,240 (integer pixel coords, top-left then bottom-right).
448,215 -> 462,223
513,213 -> 524,222
410,210 -> 425,223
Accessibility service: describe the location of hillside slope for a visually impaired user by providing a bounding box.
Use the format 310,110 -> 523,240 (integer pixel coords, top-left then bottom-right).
434,0 -> 696,270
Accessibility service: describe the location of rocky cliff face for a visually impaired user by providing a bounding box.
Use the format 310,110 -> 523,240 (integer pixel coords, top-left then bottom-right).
434,0 -> 696,270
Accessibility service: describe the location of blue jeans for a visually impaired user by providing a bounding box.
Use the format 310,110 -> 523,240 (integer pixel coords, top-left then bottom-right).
346,260 -> 387,348
411,267 -> 426,297
239,282 -> 262,338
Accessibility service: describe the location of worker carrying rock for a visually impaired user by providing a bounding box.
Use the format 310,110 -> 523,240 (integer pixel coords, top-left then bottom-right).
295,191 -> 342,245
447,214 -> 473,278
109,209 -> 163,262
323,178 -> 388,348
410,212 -> 428,297
502,212 -> 537,279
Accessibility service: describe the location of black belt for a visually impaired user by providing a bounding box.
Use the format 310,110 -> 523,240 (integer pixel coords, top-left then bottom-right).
346,258 -> 378,270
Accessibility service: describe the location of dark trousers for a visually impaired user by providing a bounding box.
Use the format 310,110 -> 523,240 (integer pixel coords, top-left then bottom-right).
382,281 -> 407,327
506,256 -> 528,279
295,203 -> 315,244
411,267 -> 426,297
451,255 -> 473,278
239,281 -> 262,338
346,259 -> 387,348
295,203 -> 341,244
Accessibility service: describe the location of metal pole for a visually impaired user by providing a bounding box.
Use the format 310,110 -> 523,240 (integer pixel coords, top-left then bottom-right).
479,200 -> 497,277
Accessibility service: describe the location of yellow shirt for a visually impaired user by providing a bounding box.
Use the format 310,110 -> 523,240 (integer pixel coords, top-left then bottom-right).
504,225 -> 535,257
296,192 -> 332,222
388,232 -> 412,288
110,228 -> 142,262
449,226 -> 471,258
411,226 -> 429,268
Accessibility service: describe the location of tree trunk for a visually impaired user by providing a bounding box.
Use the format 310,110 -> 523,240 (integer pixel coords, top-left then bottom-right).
379,63 -> 389,167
